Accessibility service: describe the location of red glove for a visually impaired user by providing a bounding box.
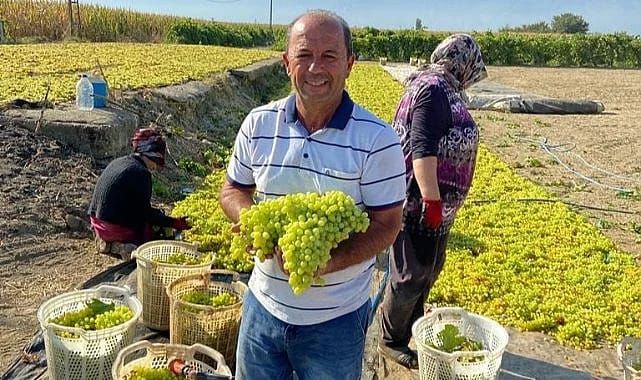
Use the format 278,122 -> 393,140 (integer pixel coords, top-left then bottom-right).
421,199 -> 443,229
172,216 -> 191,231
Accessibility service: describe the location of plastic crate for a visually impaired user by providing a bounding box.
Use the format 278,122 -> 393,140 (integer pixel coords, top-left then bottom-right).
411,307 -> 509,380
618,337 -> 641,380
133,240 -> 213,331
111,340 -> 232,379
37,285 -> 142,380
167,270 -> 247,368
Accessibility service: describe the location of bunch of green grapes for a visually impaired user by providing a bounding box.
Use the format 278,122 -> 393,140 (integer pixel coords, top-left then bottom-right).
181,290 -> 211,306
155,252 -> 212,265
232,191 -> 369,294
210,292 -> 237,307
49,299 -> 134,337
181,290 -> 237,307
172,170 -> 255,273
94,306 -> 134,330
126,366 -> 180,380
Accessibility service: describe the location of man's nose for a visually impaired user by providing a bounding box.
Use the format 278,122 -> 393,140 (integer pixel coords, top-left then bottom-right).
308,57 -> 324,72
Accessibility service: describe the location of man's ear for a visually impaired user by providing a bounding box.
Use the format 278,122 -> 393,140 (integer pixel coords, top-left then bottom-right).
282,52 -> 291,75
346,53 -> 356,76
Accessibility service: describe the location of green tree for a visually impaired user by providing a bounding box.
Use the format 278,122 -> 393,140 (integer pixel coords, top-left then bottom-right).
551,13 -> 589,34
415,18 -> 423,30
500,21 -> 550,33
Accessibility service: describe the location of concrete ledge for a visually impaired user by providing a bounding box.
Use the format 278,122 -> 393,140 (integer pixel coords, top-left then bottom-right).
229,57 -> 284,82
0,105 -> 138,159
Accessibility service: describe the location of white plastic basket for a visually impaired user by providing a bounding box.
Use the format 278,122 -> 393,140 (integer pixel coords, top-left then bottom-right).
618,337 -> 641,380
133,240 -> 213,331
411,307 -> 509,380
37,284 -> 142,380
112,340 -> 232,380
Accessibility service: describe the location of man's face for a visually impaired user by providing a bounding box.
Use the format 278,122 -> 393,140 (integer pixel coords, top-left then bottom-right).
282,16 -> 355,107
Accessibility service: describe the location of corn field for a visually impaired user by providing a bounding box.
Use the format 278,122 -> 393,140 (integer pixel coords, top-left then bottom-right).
0,0 -> 180,42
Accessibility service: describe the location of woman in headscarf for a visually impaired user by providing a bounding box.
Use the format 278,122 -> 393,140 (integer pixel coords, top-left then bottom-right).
88,128 -> 190,260
378,34 -> 488,369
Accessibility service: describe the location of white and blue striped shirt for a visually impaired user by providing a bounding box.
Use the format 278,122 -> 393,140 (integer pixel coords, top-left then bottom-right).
227,91 -> 406,325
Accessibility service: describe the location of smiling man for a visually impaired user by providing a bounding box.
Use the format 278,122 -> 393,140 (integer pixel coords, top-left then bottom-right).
219,9 -> 406,380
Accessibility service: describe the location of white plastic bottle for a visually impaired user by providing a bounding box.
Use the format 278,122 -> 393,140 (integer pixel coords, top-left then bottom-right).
75,73 -> 94,111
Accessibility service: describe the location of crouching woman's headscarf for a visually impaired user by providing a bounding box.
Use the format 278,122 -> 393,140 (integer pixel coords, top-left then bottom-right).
131,128 -> 166,167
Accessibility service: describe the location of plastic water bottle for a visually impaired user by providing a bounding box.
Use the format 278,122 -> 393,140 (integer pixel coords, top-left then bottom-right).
76,74 -> 94,111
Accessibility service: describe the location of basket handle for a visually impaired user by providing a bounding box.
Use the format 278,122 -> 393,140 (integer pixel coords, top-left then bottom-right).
92,284 -> 133,297
208,269 -> 240,284
424,306 -> 469,322
111,340 -> 154,379
187,343 -> 232,376
618,336 -> 639,362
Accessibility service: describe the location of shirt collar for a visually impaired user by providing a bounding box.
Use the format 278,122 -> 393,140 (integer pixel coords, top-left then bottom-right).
284,91 -> 354,130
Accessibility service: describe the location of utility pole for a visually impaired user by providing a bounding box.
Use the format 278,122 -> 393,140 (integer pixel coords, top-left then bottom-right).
67,0 -> 81,38
269,0 -> 273,34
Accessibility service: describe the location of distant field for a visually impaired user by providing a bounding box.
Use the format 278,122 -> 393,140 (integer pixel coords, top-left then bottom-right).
0,43 -> 280,104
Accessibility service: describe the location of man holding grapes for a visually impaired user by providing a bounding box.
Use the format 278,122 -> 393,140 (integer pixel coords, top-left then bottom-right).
220,9 -> 406,380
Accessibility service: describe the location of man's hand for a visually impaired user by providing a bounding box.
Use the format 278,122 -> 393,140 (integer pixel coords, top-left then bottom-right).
172,216 -> 191,231
420,199 -> 443,229
269,246 -> 288,274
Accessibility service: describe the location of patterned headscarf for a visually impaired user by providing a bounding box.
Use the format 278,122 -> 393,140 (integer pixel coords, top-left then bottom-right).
410,34 -> 487,98
131,128 -> 166,167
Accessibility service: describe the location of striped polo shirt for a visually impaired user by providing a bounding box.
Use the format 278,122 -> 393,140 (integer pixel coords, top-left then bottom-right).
227,91 -> 406,325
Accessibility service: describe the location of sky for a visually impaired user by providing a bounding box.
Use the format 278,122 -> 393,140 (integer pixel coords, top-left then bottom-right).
83,0 -> 641,35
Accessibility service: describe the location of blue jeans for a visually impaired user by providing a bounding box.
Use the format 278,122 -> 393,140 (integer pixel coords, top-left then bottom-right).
235,290 -> 371,380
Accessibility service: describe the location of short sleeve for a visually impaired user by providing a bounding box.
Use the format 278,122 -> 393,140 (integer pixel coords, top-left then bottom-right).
360,127 -> 406,210
226,115 -> 255,187
410,83 -> 451,159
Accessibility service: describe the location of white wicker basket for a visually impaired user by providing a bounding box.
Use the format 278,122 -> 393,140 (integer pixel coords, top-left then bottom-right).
111,340 -> 232,380
133,240 -> 213,331
618,337 -> 641,380
37,285 -> 142,380
411,307 -> 509,380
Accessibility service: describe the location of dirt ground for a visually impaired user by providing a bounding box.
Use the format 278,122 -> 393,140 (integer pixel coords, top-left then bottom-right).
1,65 -> 640,379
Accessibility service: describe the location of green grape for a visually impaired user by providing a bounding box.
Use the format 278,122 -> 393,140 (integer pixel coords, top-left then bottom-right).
181,290 -> 212,306
127,366 -> 180,380
49,298 -> 134,337
231,191 -> 370,294
155,252 -> 212,265
210,292 -> 238,307
182,290 -> 238,311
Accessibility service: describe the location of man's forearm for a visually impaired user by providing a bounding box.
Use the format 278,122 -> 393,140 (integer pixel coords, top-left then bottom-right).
219,180 -> 254,223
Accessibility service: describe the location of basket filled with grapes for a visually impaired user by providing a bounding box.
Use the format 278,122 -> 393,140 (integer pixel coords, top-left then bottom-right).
112,340 -> 232,380
167,269 -> 248,368
618,337 -> 641,380
36,284 -> 142,380
133,240 -> 214,331
411,307 -> 509,380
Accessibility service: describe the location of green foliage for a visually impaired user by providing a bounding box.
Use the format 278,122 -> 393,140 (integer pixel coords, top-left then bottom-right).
177,158 -> 209,178
415,18 -> 423,31
152,177 -> 173,198
165,19 -> 276,47
500,21 -> 551,33
351,29 -> 641,68
552,13 -> 590,34
432,324 -> 483,353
